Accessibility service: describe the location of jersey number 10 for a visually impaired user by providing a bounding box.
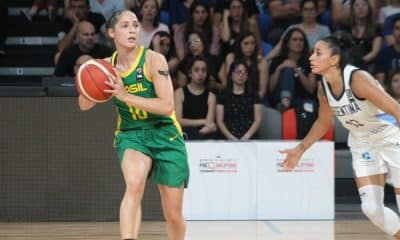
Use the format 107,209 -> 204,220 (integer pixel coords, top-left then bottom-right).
129,106 -> 148,120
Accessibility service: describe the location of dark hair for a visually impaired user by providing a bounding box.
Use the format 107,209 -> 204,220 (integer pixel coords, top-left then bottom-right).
233,31 -> 258,61
149,31 -> 177,59
300,0 -> 318,10
186,55 -> 209,84
393,15 -> 400,30
105,9 -> 131,29
228,0 -> 249,31
184,31 -> 209,58
184,2 -> 212,48
387,69 -> 400,96
319,31 -> 355,69
70,0 -> 90,6
279,28 -> 310,67
138,0 -> 161,28
227,58 -> 253,94
350,0 -> 376,39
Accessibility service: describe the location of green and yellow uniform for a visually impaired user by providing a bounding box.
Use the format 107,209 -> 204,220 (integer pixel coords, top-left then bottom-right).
111,46 -> 189,188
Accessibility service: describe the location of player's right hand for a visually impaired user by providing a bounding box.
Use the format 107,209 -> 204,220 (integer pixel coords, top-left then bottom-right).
279,146 -> 304,171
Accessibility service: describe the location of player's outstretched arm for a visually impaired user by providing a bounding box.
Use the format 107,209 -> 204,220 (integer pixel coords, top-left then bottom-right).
78,94 -> 96,111
281,83 -> 333,170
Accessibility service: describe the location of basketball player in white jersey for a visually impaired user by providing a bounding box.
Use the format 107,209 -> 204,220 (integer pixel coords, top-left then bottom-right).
281,35 -> 400,238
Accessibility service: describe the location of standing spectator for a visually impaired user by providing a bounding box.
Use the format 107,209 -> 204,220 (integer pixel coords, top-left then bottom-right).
57,0 -> 105,54
137,0 -> 169,47
21,0 -> 57,22
149,31 -> 179,87
268,27 -> 317,111
216,59 -> 263,140
387,69 -> 400,103
174,2 -> 220,60
375,16 -> 400,84
54,21 -> 112,76
174,56 -> 217,139
219,31 -> 268,98
0,0 -> 7,55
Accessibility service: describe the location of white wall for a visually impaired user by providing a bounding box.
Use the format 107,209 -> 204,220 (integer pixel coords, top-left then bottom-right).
183,141 -> 334,220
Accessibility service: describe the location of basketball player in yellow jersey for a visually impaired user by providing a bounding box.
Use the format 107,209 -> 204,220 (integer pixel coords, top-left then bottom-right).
78,10 -> 189,240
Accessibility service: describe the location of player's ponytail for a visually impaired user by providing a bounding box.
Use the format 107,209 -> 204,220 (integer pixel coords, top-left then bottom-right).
320,31 -> 354,69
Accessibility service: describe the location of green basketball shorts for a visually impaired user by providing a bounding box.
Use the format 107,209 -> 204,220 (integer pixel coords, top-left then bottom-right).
115,123 -> 189,188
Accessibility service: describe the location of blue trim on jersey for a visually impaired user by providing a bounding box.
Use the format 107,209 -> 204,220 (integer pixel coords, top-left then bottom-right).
375,113 -> 397,125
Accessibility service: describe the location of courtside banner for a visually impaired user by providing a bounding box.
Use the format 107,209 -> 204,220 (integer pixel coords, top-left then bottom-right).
256,141 -> 334,220
183,142 -> 258,220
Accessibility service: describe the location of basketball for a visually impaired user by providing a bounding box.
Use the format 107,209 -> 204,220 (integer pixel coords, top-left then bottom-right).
75,59 -> 116,103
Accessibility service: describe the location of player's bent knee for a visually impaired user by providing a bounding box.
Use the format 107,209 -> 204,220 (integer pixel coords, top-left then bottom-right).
361,202 -> 384,221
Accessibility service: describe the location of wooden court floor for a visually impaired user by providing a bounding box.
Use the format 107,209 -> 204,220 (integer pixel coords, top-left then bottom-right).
0,219 -> 393,240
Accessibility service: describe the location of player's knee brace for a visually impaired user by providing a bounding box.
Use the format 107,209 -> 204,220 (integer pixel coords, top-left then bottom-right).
359,185 -> 400,235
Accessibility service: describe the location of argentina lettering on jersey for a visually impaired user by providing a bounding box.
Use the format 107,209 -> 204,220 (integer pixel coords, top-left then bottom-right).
332,89 -> 362,117
321,65 -> 397,141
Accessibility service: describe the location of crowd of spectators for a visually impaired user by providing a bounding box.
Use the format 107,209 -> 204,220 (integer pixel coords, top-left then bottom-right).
4,0 -> 400,139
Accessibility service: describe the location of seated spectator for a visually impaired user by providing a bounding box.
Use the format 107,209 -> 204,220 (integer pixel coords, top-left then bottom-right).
378,0 -> 400,26
174,2 -> 220,60
88,0 -> 126,20
73,54 -> 93,75
219,0 -> 262,56
386,69 -> 400,103
0,1 -> 7,55
216,59 -> 262,140
345,0 -> 382,70
268,27 -> 317,111
21,0 -> 57,23
54,21 -> 112,76
265,0 -> 331,61
126,0 -> 165,13
57,0 -> 106,54
176,31 -> 221,88
149,31 -> 179,87
374,15 -> 400,84
331,0 -> 380,27
213,0 -> 261,50
137,0 -> 169,47
380,1 -> 400,46
219,31 -> 268,98
174,56 -> 217,139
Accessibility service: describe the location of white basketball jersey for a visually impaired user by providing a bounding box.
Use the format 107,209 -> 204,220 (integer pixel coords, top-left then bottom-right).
321,65 -> 397,144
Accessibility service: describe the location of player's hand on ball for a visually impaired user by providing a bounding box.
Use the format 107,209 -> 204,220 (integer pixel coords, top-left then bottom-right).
104,69 -> 128,102
280,145 -> 304,170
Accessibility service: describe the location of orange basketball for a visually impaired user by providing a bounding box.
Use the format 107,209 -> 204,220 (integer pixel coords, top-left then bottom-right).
75,59 -> 116,103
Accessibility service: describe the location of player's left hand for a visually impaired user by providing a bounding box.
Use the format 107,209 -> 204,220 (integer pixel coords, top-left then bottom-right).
104,68 -> 128,102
